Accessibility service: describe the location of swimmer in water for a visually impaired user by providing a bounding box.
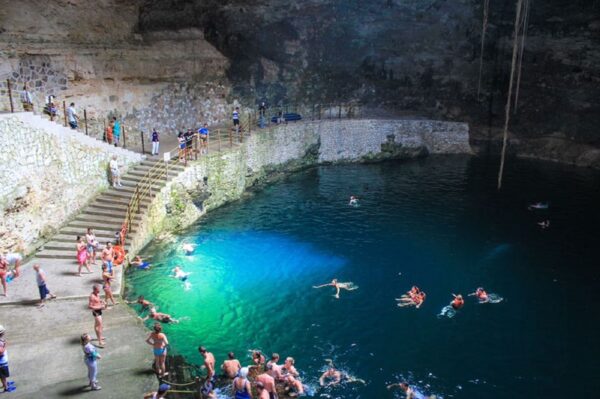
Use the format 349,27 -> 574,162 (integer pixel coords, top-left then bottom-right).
125,295 -> 154,310
140,307 -> 179,324
319,360 -> 365,387
387,382 -> 427,399
182,243 -> 195,255
172,266 -> 190,281
251,350 -> 266,368
396,286 -> 420,302
469,287 -> 489,303
450,293 -> 464,310
313,279 -> 358,299
528,202 -> 549,210
397,291 -> 426,308
538,220 -> 550,229
130,256 -> 151,270
348,196 -> 359,206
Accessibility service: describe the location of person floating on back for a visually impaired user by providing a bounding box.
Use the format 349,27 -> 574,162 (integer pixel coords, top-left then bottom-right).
313,278 -> 359,299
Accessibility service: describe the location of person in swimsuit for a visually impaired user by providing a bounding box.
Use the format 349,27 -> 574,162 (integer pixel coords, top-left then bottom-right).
266,353 -> 284,382
198,123 -> 209,155
140,308 -> 179,324
126,295 -> 154,310
0,259 -> 9,297
222,352 -> 242,379
101,242 -> 114,273
143,383 -> 171,399
282,357 -> 304,395
131,256 -> 151,270
101,264 -> 117,306
86,228 -> 98,265
88,285 -> 106,346
319,367 -> 343,387
349,196 -> 359,206
1,253 -> 22,279
76,236 -> 91,276
256,370 -> 277,399
232,367 -> 252,399
199,346 -> 216,382
398,291 -> 426,308
172,266 -> 189,281
469,287 -> 489,303
146,323 -> 169,377
313,279 -> 358,299
252,350 -> 266,368
256,381 -> 270,399
538,220 -> 550,229
182,243 -> 195,255
450,294 -> 464,310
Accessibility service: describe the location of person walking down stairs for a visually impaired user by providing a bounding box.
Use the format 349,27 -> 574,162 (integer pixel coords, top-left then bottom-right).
67,103 -> 79,130
20,84 -> 33,112
112,117 -> 121,147
151,128 -> 160,155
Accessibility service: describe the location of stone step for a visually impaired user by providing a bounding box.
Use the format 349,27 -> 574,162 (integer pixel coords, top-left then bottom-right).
74,214 -> 140,227
120,179 -> 167,189
127,169 -> 181,179
88,200 -> 149,211
59,227 -> 136,238
81,207 -> 128,218
66,220 -> 138,232
36,249 -> 79,260
134,162 -> 185,172
42,241 -> 131,252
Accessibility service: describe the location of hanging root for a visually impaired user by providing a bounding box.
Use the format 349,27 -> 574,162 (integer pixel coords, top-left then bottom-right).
514,0 -> 530,113
497,0 -> 525,190
477,0 -> 490,101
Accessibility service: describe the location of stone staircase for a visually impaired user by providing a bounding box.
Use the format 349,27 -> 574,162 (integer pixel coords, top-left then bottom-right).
36,159 -> 186,261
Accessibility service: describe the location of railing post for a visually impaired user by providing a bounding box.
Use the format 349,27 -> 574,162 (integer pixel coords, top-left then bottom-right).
140,131 -> 145,154
84,109 -> 88,135
338,103 -> 342,119
7,79 -> 14,113
217,128 -> 221,152
229,128 -> 233,148
102,120 -> 106,142
122,125 -> 126,148
63,101 -> 67,127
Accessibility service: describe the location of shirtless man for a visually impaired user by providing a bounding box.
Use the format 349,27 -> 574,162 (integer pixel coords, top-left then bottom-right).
256,370 -> 278,399
126,295 -> 154,310
198,346 -> 216,382
266,353 -> 284,381
140,308 -> 179,324
172,266 -> 189,281
221,352 -> 241,378
252,350 -> 266,368
398,291 -> 426,308
1,253 -> 22,279
387,382 -> 426,399
319,367 -> 343,387
469,287 -> 489,303
282,357 -> 304,395
255,381 -> 270,399
101,242 -> 114,273
0,258 -> 9,296
313,279 -> 358,299
88,284 -> 107,346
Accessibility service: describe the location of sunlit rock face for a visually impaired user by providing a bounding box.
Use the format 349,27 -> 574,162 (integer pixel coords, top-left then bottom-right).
138,0 -> 600,165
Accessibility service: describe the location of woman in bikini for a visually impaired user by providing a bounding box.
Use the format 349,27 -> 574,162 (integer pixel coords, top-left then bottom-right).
101,264 -> 117,306
146,323 -> 169,378
85,228 -> 97,265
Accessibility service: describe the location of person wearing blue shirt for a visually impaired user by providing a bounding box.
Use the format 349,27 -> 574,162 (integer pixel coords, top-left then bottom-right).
198,123 -> 209,155
112,117 -> 121,147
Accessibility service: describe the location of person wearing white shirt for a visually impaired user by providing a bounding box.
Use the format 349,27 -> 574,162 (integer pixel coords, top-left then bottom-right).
109,156 -> 122,187
67,102 -> 79,129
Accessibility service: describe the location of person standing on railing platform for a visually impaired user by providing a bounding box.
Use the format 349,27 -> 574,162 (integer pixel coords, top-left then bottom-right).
151,128 -> 160,155
20,84 -> 33,112
198,123 -> 209,155
67,102 -> 79,129
178,132 -> 186,161
184,128 -> 194,160
112,117 -> 121,147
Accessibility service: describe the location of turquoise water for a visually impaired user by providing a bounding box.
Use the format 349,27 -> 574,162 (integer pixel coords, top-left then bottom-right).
126,155 -> 600,398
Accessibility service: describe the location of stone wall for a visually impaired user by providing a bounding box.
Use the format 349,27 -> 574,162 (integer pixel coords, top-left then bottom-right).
128,118 -> 470,255
0,113 -> 143,254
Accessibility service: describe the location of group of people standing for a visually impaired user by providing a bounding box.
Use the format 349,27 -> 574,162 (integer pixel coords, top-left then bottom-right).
104,117 -> 122,146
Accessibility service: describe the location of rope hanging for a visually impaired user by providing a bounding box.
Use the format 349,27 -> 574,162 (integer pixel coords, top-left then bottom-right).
513,0 -> 531,113
497,0 -> 525,190
477,0 -> 490,101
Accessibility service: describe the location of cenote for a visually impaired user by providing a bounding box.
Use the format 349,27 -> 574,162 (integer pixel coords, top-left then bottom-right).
125,155 -> 600,398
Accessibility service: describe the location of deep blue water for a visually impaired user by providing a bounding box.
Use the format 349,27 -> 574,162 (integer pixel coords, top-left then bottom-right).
126,155 -> 600,398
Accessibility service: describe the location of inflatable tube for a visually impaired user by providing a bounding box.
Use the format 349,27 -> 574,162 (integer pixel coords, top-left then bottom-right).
113,246 -> 126,266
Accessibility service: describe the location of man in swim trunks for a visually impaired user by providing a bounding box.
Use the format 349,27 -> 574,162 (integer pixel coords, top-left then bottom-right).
0,259 -> 9,297
387,382 -> 425,399
313,279 -> 358,299
319,367 -> 343,387
256,370 -> 278,399
199,346 -> 216,382
266,353 -> 284,381
172,266 -> 189,281
255,381 -> 270,399
469,287 -> 489,303
451,294 -> 464,310
126,295 -> 154,310
282,357 -> 304,395
222,352 -> 242,378
140,308 -> 179,324
101,242 -> 114,273
198,123 -> 209,155
88,284 -> 106,346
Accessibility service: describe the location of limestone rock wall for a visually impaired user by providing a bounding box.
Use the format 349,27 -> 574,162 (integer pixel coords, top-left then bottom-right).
0,113 -> 143,254
129,118 -> 470,254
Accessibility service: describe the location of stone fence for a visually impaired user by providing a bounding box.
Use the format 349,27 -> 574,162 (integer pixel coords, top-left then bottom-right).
0,113 -> 143,254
